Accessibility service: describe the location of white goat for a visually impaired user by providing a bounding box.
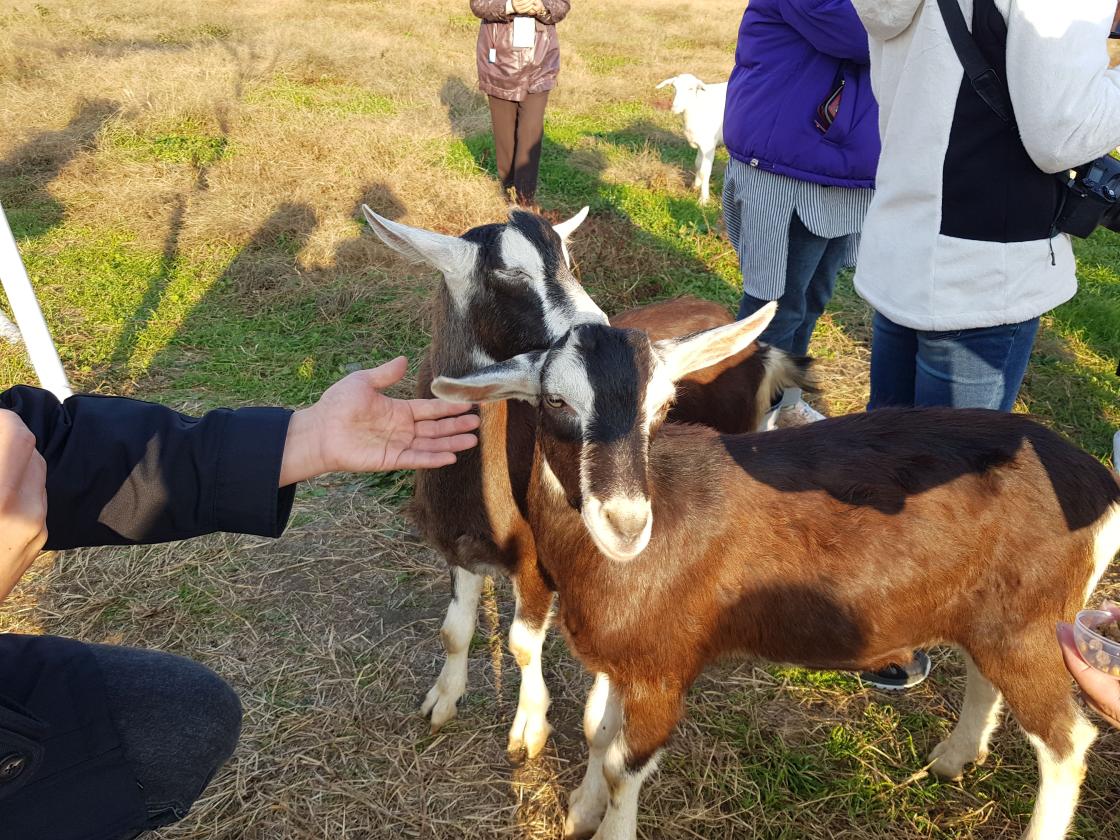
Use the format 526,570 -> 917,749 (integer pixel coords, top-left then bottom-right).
656,73 -> 727,204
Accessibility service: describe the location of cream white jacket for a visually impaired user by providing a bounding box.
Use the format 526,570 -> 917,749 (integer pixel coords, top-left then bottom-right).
852,0 -> 1120,330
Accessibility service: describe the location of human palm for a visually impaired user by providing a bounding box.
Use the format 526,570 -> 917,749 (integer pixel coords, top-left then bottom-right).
279,357 -> 479,485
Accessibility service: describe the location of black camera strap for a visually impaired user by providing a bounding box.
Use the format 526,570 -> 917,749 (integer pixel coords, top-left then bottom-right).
935,0 -> 1013,123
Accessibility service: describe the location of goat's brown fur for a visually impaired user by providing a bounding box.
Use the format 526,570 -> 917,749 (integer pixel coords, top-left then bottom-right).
527,408 -> 1119,835
432,313 -> 1120,837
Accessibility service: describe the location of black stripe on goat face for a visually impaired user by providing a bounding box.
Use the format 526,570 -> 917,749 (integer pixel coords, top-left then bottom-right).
459,212 -> 603,363
540,324 -> 657,562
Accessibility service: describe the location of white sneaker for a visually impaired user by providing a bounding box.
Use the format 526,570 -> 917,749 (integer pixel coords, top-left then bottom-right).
762,399 -> 825,430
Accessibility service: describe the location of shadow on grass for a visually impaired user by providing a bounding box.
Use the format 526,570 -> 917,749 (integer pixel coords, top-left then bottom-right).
598,117 -> 713,191
140,181 -> 417,409
103,42 -> 278,381
0,98 -> 120,240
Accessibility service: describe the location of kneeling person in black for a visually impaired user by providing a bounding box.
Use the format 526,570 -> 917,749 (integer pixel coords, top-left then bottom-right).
0,357 -> 479,840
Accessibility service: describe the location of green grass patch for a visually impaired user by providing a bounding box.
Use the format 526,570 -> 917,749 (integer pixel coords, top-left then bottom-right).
1,224 -> 223,383
583,51 -> 636,76
248,76 -> 396,117
771,665 -> 862,691
104,118 -> 229,166
441,138 -> 482,176
149,271 -> 429,407
445,12 -> 477,32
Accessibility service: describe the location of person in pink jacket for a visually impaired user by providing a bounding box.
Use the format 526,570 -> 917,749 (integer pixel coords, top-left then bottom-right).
470,0 -> 570,207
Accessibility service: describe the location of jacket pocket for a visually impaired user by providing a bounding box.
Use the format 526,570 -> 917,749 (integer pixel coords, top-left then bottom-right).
819,64 -> 856,148
0,699 -> 47,801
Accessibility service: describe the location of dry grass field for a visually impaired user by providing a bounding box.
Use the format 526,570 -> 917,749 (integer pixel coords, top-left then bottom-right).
0,1 -> 1118,838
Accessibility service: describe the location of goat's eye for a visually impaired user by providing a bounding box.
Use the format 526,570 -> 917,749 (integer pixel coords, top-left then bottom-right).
493,268 -> 530,285
544,395 -> 567,410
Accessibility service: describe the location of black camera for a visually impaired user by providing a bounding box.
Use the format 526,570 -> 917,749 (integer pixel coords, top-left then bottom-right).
1054,154 -> 1120,238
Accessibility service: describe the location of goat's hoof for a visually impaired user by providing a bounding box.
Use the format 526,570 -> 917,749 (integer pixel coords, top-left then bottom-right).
563,788 -> 606,839
563,817 -> 600,840
928,739 -> 976,780
421,685 -> 461,734
507,712 -> 552,761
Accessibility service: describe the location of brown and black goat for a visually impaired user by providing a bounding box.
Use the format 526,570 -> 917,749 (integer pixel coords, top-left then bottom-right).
433,306 -> 1120,840
363,208 -> 811,758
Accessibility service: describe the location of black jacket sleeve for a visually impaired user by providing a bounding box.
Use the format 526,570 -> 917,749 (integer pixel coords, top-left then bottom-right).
0,386 -> 296,550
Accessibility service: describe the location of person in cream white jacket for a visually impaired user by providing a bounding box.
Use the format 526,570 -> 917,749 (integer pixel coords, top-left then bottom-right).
853,0 -> 1120,407
850,0 -> 1120,689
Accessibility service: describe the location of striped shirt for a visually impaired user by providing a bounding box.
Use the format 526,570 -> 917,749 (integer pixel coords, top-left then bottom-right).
722,156 -> 874,300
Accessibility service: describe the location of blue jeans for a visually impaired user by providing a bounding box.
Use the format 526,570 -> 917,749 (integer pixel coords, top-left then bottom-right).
738,214 -> 850,357
868,312 -> 1040,411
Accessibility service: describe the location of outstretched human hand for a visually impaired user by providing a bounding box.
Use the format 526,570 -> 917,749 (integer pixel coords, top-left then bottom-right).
1057,604 -> 1120,730
279,357 -> 479,486
0,409 -> 47,603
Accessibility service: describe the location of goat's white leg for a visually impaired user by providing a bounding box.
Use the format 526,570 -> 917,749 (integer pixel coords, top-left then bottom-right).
0,311 -> 21,344
564,673 -> 621,839
591,741 -> 660,840
697,146 -> 715,205
506,586 -> 554,759
1022,714 -> 1096,840
692,148 -> 704,190
421,566 -> 484,733
929,652 -> 1004,779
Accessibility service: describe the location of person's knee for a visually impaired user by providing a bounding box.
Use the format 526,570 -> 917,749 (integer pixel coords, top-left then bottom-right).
188,660 -> 243,772
91,646 -> 243,825
143,657 -> 242,828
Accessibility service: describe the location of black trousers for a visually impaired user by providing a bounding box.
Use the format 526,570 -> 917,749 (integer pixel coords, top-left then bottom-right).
0,634 -> 241,840
488,91 -> 549,205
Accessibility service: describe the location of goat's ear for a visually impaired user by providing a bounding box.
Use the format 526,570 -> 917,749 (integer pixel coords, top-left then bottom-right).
431,351 -> 545,405
362,205 -> 477,285
654,302 -> 777,382
655,76 -> 677,90
552,206 -> 588,242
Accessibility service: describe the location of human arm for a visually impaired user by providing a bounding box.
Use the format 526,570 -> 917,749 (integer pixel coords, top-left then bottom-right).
471,0 -> 515,22
850,0 -> 923,41
0,411 -> 47,603
1007,0 -> 1120,173
778,0 -> 871,64
1057,609 -> 1120,729
0,357 -> 478,551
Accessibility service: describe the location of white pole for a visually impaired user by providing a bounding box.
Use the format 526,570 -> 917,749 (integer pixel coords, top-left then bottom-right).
0,201 -> 72,399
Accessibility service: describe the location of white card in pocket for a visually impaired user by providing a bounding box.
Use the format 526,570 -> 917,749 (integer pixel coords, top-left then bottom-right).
512,15 -> 535,49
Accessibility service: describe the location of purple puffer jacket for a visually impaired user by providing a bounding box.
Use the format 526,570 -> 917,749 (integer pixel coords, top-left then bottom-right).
723,0 -> 879,189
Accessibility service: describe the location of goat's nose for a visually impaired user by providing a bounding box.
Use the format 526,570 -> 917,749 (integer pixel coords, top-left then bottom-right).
601,499 -> 650,543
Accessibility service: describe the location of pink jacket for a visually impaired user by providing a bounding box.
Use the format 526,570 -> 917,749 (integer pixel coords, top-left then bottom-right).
470,0 -> 570,101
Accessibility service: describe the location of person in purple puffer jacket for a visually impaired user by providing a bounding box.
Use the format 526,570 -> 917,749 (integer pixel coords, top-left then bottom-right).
722,0 -> 879,428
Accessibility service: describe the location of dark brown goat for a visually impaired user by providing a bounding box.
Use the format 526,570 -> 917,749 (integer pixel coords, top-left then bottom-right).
611,296 -> 804,433
433,309 -> 1120,840
363,208 -> 811,757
